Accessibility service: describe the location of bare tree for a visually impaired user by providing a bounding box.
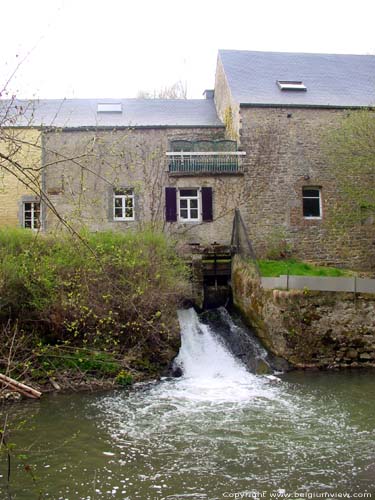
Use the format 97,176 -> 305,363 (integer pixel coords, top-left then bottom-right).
137,80 -> 187,99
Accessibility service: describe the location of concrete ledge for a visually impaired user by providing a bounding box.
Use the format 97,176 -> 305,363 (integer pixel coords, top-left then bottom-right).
261,275 -> 375,293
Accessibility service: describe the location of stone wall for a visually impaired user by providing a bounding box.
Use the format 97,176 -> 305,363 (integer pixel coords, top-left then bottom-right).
232,256 -> 375,369
214,57 -> 241,141
238,107 -> 375,271
43,126 -> 242,245
0,128 -> 41,227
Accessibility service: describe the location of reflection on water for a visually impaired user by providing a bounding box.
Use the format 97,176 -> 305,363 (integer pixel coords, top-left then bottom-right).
1,309 -> 375,499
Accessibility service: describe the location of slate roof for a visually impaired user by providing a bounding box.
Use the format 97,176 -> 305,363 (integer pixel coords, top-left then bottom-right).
219,50 -> 375,107
0,98 -> 224,128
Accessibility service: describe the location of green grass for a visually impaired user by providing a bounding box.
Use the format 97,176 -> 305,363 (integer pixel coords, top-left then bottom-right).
258,259 -> 352,278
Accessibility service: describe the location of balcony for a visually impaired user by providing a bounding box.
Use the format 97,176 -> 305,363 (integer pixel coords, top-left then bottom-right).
166,140 -> 245,175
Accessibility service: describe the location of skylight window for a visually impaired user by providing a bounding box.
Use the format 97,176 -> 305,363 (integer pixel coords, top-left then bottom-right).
97,103 -> 122,113
277,81 -> 307,91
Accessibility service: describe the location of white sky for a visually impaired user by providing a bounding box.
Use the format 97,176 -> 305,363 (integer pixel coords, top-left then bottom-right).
1,0 -> 375,99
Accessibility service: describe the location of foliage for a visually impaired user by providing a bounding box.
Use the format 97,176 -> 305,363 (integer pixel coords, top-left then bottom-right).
223,106 -> 238,140
0,228 -> 189,381
115,370 -> 133,386
324,109 -> 375,226
34,346 -> 121,377
264,226 -> 293,260
258,259 -> 352,278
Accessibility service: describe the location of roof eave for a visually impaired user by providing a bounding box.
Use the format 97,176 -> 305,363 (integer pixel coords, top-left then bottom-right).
41,124 -> 225,132
239,102 -> 375,110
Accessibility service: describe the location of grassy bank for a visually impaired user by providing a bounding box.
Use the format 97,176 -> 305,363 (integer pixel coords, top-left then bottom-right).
0,228 -> 189,392
258,259 -> 351,277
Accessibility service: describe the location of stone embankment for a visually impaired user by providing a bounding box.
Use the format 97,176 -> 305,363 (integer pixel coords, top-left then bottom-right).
232,256 -> 375,369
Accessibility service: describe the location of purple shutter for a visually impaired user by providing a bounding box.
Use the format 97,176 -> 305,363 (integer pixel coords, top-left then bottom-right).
201,187 -> 213,222
165,187 -> 177,222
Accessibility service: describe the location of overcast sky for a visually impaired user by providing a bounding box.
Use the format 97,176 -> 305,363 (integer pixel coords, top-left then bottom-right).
1,0 -> 375,100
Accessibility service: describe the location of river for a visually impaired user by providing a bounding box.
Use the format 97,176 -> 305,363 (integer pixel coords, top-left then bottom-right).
1,308 -> 375,499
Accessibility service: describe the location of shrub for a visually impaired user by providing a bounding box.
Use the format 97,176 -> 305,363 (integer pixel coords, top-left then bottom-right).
0,229 -> 189,354
115,370 -> 133,386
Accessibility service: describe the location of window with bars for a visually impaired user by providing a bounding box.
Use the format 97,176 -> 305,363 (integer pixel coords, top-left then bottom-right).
23,202 -> 41,230
113,189 -> 135,221
302,187 -> 322,219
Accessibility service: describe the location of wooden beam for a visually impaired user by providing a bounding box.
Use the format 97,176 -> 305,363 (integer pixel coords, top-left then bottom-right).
0,373 -> 42,399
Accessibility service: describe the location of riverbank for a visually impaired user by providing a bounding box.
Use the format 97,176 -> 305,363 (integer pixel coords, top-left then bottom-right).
232,255 -> 375,369
0,228 -> 188,400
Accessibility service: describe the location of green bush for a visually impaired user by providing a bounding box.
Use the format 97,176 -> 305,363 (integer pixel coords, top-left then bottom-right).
0,228 -> 188,353
115,370 -> 133,386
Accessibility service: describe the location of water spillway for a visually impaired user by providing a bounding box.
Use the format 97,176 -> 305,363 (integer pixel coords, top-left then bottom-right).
171,308 -> 272,402
174,307 -> 277,380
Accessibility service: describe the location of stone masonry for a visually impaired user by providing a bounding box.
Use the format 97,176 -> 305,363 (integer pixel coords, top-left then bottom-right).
43,126 -> 244,246
237,106 -> 375,270
232,256 -> 375,369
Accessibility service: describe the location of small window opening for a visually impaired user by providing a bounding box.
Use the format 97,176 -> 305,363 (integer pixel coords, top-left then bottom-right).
23,202 -> 41,230
302,187 -> 322,218
97,103 -> 122,113
113,189 -> 134,220
277,80 -> 307,91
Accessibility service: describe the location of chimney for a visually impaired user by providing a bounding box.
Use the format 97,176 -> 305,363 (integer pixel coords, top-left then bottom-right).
203,89 -> 214,100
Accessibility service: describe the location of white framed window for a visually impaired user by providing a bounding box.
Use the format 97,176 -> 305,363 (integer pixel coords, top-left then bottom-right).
277,80 -> 307,91
97,103 -> 122,113
113,189 -> 135,221
178,188 -> 200,222
302,187 -> 322,219
23,202 -> 41,230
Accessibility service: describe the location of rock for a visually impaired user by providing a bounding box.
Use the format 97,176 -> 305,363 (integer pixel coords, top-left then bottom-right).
359,352 -> 372,360
255,359 -> 272,375
346,349 -> 358,359
363,335 -> 374,342
172,366 -> 183,377
3,391 -> 22,401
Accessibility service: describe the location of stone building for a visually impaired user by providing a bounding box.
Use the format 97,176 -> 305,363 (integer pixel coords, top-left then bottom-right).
214,50 -> 375,269
40,98 -> 245,246
1,50 -> 375,269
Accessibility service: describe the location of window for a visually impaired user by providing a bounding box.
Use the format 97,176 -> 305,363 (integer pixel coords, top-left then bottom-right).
302,188 -> 322,218
178,189 -> 200,222
113,189 -> 135,221
23,202 -> 41,229
165,187 -> 213,223
277,80 -> 307,91
97,103 -> 122,113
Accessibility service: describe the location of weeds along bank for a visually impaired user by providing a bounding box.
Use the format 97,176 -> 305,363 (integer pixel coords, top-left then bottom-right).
0,228 -> 189,393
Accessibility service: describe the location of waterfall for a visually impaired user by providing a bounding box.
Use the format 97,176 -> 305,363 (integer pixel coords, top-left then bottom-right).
174,308 -> 253,380
172,308 -> 278,403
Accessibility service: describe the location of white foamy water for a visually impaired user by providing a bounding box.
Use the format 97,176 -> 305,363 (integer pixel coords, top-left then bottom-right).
171,308 -> 278,403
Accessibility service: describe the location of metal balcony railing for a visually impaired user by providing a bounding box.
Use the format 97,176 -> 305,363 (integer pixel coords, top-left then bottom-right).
166,151 -> 246,174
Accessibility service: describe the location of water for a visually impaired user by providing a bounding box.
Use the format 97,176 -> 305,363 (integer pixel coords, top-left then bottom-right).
1,308 -> 375,499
